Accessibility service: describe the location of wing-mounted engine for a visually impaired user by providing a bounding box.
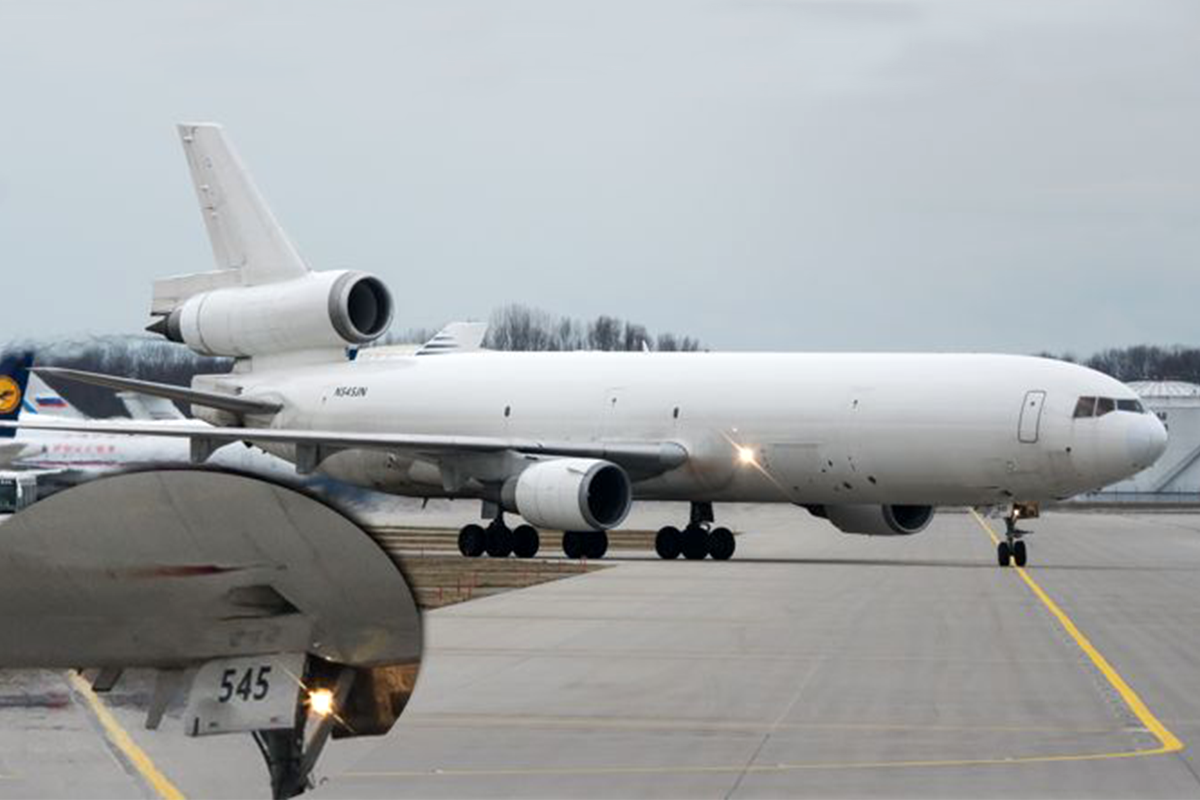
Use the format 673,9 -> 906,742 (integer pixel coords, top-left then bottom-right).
502,458 -> 632,531
810,503 -> 935,536
146,123 -> 394,360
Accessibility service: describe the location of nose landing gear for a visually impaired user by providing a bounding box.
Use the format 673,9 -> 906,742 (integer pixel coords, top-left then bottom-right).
997,503 -> 1037,567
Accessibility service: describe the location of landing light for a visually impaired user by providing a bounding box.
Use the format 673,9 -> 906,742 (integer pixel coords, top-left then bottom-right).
308,688 -> 335,717
736,446 -> 757,467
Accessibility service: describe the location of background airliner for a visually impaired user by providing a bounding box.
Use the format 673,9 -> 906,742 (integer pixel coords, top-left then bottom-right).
11,124 -> 1168,568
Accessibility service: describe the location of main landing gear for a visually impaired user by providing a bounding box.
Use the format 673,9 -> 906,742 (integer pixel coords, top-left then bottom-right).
654,502 -> 736,561
996,503 -> 1037,568
562,530 -> 608,560
456,514 -> 611,560
458,515 -> 540,559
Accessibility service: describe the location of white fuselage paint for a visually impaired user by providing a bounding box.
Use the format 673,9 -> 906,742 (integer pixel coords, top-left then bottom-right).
218,351 -> 1167,507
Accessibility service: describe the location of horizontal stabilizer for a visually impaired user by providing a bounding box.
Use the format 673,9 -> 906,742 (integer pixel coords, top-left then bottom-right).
35,368 -> 281,416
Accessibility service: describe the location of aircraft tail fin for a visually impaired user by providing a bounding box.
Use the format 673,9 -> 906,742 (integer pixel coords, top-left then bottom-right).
416,322 -> 489,355
152,123 -> 309,313
23,372 -> 85,420
0,352 -> 34,438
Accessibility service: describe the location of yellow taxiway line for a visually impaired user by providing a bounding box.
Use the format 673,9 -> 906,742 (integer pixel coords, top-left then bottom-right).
346,513 -> 1184,782
67,671 -> 185,800
969,509 -> 1183,756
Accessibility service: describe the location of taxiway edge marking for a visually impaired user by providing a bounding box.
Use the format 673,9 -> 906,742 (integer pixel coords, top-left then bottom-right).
969,509 -> 1184,755
67,671 -> 186,800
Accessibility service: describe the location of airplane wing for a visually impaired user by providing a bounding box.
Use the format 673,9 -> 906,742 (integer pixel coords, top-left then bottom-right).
33,367 -> 281,416
0,419 -> 688,478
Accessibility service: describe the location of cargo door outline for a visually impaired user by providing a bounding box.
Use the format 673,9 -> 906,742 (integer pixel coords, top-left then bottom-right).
1018,390 -> 1046,444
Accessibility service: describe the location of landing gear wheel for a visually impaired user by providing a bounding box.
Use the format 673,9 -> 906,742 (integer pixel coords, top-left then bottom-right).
1012,539 -> 1027,567
485,523 -> 513,558
458,524 -> 485,558
562,531 -> 586,560
512,524 -> 540,558
655,526 -> 682,560
681,525 -> 709,560
584,531 -> 608,560
707,527 -> 735,560
997,540 -> 1011,567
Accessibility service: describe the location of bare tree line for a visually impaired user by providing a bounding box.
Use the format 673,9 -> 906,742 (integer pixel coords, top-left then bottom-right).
482,304 -> 701,352
1037,344 -> 1200,384
1,334 -> 231,418
377,305 -> 702,352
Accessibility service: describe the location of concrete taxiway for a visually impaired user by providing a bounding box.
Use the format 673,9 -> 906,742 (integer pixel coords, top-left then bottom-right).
3,505 -> 1200,798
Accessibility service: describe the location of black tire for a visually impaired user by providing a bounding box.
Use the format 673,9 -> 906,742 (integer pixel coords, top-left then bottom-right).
708,527 -> 735,560
512,524 -> 540,558
681,525 -> 709,560
584,531 -> 608,560
563,531 -> 585,559
997,540 -> 1011,567
458,524 -> 486,558
1013,539 -> 1027,567
485,523 -> 513,558
655,526 -> 682,560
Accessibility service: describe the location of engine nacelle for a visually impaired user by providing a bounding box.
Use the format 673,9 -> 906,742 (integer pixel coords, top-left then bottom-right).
814,504 -> 935,536
503,458 -> 632,531
157,270 -> 393,357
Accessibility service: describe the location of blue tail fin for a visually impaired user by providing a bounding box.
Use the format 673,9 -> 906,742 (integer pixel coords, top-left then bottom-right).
0,352 -> 34,438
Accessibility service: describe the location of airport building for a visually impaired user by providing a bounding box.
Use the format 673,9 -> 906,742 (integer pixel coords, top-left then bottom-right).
1082,380 -> 1200,502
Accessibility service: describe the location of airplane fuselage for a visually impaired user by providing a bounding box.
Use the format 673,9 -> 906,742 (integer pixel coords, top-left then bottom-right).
224,351 -> 1166,508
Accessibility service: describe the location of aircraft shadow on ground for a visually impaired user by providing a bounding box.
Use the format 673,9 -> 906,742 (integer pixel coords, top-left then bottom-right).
574,554 -> 1196,572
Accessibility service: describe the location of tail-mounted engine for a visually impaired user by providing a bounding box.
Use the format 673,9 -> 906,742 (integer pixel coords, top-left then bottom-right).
147,124 -> 396,360
149,269 -> 393,358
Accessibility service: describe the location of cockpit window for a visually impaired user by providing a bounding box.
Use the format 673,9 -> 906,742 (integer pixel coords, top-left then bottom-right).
1074,396 -> 1147,418
1073,396 -> 1096,418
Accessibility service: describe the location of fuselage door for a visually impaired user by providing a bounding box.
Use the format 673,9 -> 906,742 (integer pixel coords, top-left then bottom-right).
1018,390 -> 1047,444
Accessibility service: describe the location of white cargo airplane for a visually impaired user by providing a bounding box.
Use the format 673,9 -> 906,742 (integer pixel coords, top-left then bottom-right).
11,124 -> 1168,567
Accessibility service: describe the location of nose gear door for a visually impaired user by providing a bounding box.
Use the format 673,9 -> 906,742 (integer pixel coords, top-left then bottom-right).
1018,390 -> 1046,443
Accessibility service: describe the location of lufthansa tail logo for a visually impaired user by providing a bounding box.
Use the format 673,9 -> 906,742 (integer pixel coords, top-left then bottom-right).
0,376 -> 20,415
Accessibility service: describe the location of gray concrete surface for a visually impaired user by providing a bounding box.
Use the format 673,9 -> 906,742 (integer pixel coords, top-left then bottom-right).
3,505 -> 1200,798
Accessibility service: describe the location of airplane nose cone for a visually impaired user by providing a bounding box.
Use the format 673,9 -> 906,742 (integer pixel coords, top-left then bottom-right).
1129,414 -> 1168,469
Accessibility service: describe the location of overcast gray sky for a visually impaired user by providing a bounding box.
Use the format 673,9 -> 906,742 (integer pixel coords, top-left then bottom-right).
1,1 -> 1197,353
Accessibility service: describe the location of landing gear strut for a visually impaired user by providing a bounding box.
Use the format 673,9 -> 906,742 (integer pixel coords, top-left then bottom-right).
253,665 -> 355,799
997,503 -> 1036,568
655,502 -> 736,561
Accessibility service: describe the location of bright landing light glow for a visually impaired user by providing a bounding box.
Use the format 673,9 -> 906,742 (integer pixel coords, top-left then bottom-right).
308,688 -> 335,717
736,446 -> 757,466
